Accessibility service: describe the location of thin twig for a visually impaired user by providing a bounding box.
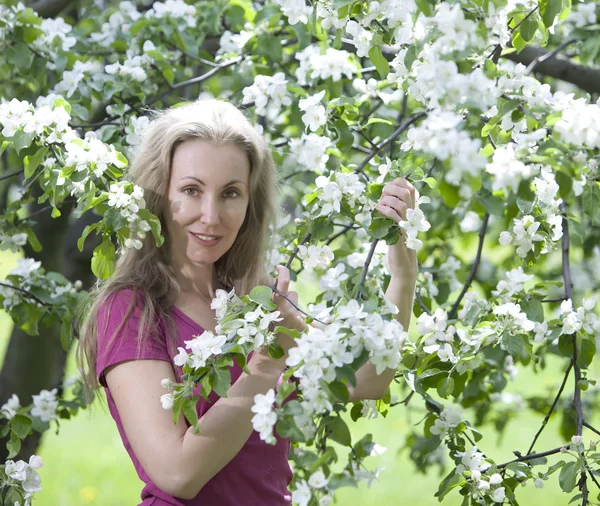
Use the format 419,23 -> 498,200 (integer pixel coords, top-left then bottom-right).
584,422 -> 600,437
0,169 -> 24,181
271,286 -> 329,325
561,199 -> 588,500
525,38 -> 576,74
448,213 -> 490,319
147,56 -> 242,106
415,290 -> 432,316
354,113 -> 427,175
526,362 -> 573,455
353,239 -> 378,300
497,445 -> 565,470
541,297 -> 567,303
0,282 -> 50,307
325,224 -> 357,246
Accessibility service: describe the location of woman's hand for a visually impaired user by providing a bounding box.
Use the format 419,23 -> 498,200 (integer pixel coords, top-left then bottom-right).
374,177 -> 418,283
267,265 -> 306,355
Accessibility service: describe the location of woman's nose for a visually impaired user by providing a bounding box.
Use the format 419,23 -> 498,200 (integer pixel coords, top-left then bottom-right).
198,195 -> 220,225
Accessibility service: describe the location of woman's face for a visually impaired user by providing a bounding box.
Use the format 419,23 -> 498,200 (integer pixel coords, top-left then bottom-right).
164,139 -> 251,269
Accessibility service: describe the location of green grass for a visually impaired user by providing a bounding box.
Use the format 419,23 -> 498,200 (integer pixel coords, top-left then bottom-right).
0,255 -> 594,505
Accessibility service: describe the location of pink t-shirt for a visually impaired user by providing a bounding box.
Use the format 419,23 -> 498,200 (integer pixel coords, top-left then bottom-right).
96,288 -> 294,506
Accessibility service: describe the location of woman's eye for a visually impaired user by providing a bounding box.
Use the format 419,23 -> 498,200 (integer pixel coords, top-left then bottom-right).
184,188 -> 198,196
224,190 -> 240,199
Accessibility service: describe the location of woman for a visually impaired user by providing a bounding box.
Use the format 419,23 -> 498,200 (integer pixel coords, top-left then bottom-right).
75,98 -> 417,505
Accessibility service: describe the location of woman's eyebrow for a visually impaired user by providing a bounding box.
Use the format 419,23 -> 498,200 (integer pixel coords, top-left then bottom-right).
180,176 -> 247,187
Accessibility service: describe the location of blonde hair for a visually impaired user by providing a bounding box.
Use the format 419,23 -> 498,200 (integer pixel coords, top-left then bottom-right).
75,99 -> 281,402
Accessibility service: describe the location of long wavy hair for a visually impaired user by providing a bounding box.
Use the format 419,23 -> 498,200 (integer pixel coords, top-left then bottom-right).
75,99 -> 281,403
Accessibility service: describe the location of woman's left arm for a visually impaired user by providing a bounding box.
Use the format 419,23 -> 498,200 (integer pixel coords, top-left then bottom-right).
347,177 -> 418,402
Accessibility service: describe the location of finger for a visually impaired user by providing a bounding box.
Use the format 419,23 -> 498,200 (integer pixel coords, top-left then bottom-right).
287,290 -> 298,305
274,265 -> 290,295
379,196 -> 407,221
383,182 -> 415,209
375,201 -> 403,222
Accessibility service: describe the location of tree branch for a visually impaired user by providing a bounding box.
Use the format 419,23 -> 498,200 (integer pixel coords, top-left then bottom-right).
0,169 -> 24,182
0,282 -> 50,307
354,113 -> 426,175
448,213 -> 490,319
504,45 -> 600,95
31,0 -> 73,17
560,200 -> 588,500
353,239 -> 378,300
526,361 -> 573,455
497,445 -> 566,470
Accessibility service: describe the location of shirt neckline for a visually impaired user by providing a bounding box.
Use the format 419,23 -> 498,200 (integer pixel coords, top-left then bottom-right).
171,305 -> 206,333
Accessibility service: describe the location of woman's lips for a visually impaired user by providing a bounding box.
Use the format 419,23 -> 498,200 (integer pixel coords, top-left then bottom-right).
189,232 -> 222,246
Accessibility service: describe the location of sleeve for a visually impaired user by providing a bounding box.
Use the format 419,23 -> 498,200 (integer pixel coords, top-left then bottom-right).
96,288 -> 171,388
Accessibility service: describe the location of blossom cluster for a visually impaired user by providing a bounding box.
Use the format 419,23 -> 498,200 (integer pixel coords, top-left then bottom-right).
105,48 -> 155,83
0,258 -> 81,312
285,300 -> 407,438
88,0 -> 142,47
54,60 -> 102,98
310,171 -> 367,218
397,197 -> 431,251
218,29 -> 253,55
31,17 -> 76,61
297,244 -> 334,270
292,470 -> 330,506
242,73 -> 292,119
0,98 -> 70,141
2,455 -> 44,505
430,405 -> 463,437
251,389 -> 278,444
287,133 -> 332,173
294,46 -> 356,85
299,90 -> 328,132
559,298 -> 599,336
400,111 -> 486,186
1,379 -> 79,423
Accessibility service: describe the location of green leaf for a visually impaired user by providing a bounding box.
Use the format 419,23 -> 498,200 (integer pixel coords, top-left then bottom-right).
437,376 -> 454,399
404,45 -> 418,72
60,319 -> 72,351
91,238 -> 116,280
209,367 -> 231,398
256,32 -> 282,62
7,431 -> 21,459
336,364 -> 357,388
268,342 -> 284,359
282,399 -> 303,416
559,461 -> 580,493
25,227 -> 42,252
478,193 -> 506,216
522,298 -> 544,323
577,337 -> 596,370
519,17 -> 538,41
182,396 -> 199,432
540,0 -> 563,27
327,416 -> 352,446
328,380 -> 350,403
415,0 -> 434,16
13,130 -> 36,154
77,222 -> 101,252
435,468 -> 464,499
503,333 -> 526,358
249,285 -> 276,310
24,146 -> 49,179
512,31 -> 527,52
11,414 -> 32,439
368,45 -> 389,79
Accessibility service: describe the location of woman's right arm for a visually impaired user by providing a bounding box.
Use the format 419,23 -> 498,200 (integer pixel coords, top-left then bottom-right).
105,351 -> 287,500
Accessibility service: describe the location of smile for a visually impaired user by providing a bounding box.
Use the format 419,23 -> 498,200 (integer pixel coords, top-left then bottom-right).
189,232 -> 222,246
